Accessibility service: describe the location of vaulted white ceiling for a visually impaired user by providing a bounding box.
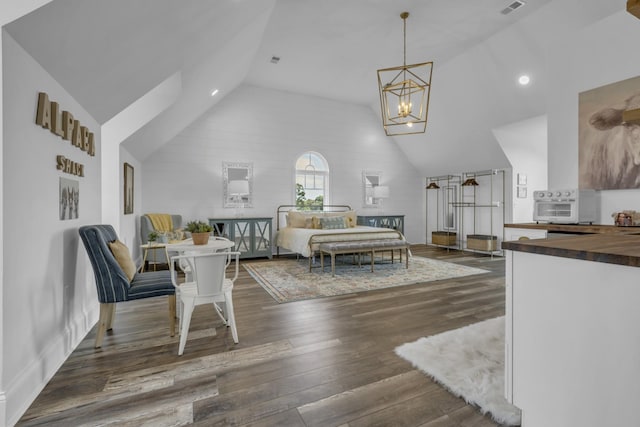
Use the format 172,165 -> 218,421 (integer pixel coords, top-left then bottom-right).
4,0 -> 619,174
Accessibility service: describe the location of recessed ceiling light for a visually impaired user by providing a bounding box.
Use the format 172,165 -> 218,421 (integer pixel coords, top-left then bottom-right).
211,89 -> 219,96
518,75 -> 530,85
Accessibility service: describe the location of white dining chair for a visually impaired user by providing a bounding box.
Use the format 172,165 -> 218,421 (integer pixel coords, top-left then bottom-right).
169,251 -> 240,355
177,236 -> 235,282
173,236 -> 234,322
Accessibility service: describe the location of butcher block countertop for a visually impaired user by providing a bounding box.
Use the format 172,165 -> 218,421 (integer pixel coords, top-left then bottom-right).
502,233 -> 640,267
504,222 -> 640,235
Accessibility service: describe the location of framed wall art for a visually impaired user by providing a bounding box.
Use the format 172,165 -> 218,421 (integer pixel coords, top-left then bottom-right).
59,177 -> 79,220
579,75 -> 640,190
517,173 -> 527,186
124,162 -> 134,215
517,186 -> 527,199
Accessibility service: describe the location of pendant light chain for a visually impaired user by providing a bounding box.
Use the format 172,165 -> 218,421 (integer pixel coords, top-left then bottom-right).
403,13 -> 407,67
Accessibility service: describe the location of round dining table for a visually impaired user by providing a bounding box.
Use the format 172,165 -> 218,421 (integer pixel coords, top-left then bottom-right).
165,237 -> 235,254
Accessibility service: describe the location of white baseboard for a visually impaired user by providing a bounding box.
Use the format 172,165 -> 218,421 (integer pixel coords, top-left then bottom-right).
4,304 -> 98,427
0,391 -> 6,427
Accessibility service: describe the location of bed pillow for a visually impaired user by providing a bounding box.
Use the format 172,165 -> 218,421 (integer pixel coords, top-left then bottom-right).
304,216 -> 314,229
321,211 -> 357,228
343,210 -> 357,228
108,240 -> 136,282
287,211 -> 307,228
320,216 -> 347,229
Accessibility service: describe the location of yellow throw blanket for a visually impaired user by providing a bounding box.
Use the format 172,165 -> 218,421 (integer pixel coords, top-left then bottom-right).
146,213 -> 173,232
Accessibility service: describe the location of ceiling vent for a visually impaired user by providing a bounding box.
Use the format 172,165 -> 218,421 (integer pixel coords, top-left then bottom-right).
501,0 -> 526,15
270,56 -> 280,64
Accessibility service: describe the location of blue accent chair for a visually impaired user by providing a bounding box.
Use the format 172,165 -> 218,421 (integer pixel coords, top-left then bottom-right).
79,224 -> 176,348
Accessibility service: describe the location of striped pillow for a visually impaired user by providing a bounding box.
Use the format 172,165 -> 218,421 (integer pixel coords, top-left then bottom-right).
320,216 -> 347,229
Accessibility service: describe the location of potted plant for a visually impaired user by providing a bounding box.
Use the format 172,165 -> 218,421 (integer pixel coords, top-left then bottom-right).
186,220 -> 213,245
147,231 -> 159,244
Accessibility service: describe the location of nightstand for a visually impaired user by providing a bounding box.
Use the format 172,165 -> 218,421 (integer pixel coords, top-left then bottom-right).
208,217 -> 272,259
357,215 -> 404,234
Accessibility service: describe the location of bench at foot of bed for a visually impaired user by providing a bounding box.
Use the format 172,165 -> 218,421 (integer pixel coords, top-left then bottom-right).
317,239 -> 410,276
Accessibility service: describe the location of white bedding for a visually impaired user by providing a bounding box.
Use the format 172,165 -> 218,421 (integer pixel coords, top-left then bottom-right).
276,225 -> 404,257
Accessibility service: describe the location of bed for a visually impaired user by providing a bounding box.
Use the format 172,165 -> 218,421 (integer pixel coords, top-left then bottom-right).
275,205 -> 406,258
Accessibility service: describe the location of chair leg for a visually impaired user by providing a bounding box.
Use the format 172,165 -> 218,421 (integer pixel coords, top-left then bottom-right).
213,302 -> 228,325
106,304 -> 116,330
176,288 -> 183,322
177,300 -> 184,335
178,298 -> 195,355
168,294 -> 176,337
225,292 -> 239,344
95,303 -> 113,348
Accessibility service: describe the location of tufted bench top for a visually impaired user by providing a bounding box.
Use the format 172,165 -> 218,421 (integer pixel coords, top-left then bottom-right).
318,239 -> 408,252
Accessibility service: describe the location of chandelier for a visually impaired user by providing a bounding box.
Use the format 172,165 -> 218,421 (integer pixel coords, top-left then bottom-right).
377,12 -> 433,136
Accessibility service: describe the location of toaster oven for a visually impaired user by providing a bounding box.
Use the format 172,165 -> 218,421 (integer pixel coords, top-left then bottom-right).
533,189 -> 597,224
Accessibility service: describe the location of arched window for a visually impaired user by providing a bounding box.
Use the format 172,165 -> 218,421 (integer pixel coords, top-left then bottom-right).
295,151 -> 329,210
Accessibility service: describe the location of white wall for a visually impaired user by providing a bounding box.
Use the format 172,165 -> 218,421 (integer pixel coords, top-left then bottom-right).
494,115 -> 548,223
142,84 -> 424,243
548,10 -> 640,224
2,33 -> 101,426
0,29 -> 5,427
423,0 -> 624,228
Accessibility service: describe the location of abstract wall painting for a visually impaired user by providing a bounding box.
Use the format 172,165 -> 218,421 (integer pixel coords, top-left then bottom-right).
579,75 -> 640,190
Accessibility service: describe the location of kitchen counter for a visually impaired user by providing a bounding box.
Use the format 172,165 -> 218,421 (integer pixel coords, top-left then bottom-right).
504,222 -> 640,235
503,230 -> 640,426
502,233 -> 640,267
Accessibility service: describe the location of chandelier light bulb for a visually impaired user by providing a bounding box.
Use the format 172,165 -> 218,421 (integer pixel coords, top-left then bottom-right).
398,100 -> 412,117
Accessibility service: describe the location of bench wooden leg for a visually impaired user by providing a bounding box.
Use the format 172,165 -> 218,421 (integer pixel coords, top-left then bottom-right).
331,253 -> 336,277
405,248 -> 409,269
370,250 -> 375,272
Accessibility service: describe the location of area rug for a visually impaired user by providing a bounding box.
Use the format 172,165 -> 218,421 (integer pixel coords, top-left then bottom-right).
243,256 -> 489,303
394,316 -> 521,426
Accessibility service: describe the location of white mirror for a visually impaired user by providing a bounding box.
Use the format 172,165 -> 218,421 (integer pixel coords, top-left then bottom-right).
223,162 -> 253,208
363,170 -> 385,208
442,184 -> 458,230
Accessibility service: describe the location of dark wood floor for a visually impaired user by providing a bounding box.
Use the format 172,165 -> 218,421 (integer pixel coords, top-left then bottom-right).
17,245 -> 506,427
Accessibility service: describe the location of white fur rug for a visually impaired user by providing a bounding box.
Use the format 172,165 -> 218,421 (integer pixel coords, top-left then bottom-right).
395,316 -> 521,426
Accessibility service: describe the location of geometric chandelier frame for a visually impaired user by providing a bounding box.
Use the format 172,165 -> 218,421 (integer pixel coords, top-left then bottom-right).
377,12 -> 433,136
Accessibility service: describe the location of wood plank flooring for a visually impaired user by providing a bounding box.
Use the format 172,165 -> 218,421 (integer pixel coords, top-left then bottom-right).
17,245 -> 506,427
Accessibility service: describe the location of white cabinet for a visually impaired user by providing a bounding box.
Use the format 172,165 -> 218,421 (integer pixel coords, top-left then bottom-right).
505,249 -> 640,427
208,217 -> 272,259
